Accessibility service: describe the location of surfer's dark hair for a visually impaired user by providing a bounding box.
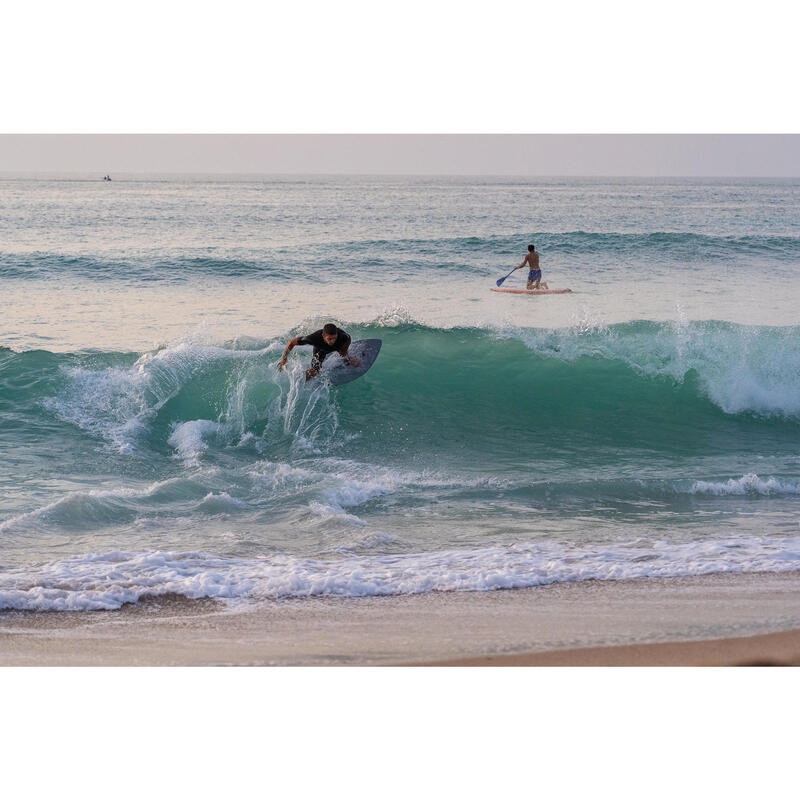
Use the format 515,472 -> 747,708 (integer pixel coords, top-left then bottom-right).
528,244 -> 535,251
323,323 -> 338,335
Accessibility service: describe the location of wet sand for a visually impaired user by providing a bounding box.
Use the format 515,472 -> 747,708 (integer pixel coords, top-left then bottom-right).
2,571 -> 800,666
415,629 -> 800,665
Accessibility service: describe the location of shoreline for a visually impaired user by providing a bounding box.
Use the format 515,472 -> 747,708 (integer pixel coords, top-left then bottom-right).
3,571 -> 800,666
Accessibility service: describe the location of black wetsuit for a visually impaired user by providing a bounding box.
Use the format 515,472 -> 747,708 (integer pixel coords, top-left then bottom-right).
297,329 -> 352,369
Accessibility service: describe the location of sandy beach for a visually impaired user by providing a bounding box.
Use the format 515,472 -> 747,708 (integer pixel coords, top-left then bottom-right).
417,630 -> 800,666
2,570 -> 800,666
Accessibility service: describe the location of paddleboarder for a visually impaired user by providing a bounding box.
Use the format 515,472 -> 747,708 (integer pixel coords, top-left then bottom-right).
513,244 -> 549,290
277,323 -> 360,381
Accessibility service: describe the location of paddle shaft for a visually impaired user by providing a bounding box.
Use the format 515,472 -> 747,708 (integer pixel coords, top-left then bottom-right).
496,267 -> 518,287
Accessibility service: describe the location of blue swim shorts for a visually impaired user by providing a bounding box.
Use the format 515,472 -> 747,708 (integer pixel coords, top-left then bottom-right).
528,269 -> 542,282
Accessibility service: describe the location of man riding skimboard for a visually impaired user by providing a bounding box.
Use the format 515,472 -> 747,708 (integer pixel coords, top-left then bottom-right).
277,323 -> 361,381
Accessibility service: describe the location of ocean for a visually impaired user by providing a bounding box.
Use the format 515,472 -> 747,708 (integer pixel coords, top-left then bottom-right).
1,174 -> 799,611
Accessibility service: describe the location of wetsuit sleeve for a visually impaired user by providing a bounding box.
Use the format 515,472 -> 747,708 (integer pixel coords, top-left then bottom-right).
337,332 -> 352,354
297,330 -> 323,347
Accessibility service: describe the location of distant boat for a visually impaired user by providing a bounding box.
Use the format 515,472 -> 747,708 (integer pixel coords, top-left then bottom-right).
103,175 -> 112,181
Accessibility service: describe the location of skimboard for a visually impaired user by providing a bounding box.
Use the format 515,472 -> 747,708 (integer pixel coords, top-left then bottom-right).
321,339 -> 382,385
491,288 -> 572,295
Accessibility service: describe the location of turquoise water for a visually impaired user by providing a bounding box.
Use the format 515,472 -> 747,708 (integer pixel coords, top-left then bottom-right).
1,175 -> 799,610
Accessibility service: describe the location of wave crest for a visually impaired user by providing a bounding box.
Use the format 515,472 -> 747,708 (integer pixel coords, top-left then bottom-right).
690,474 -> 800,496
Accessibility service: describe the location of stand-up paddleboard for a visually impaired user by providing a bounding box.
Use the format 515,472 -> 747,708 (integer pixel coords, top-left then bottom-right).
491,287 -> 572,295
321,339 -> 382,385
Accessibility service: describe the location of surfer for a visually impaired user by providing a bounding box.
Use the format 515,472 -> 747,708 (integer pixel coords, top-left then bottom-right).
514,244 -> 549,290
277,323 -> 360,381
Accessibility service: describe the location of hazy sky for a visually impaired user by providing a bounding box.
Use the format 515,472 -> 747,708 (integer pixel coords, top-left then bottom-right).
1,134 -> 798,176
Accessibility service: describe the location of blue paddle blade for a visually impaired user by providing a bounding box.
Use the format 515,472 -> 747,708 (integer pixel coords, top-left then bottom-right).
496,269 -> 515,287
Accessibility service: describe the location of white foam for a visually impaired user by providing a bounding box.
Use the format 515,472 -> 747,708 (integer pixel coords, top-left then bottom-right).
312,456 -> 507,493
307,501 -> 367,526
690,473 -> 800,496
43,340 -> 269,452
4,535 -> 800,611
42,363 -> 156,453
245,460 -> 316,498
198,492 -> 248,513
372,306 -> 416,327
319,478 -> 396,511
506,320 -> 800,419
168,419 -> 223,465
304,458 -> 507,523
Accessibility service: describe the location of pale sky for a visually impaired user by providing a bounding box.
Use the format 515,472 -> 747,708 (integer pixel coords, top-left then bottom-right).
1,135 -> 798,176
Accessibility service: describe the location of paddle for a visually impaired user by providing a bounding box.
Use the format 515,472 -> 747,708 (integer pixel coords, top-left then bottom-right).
496,267 -> 518,287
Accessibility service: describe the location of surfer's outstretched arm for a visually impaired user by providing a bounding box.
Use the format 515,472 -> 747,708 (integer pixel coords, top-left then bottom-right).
277,337 -> 300,370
